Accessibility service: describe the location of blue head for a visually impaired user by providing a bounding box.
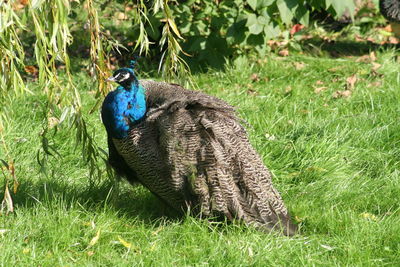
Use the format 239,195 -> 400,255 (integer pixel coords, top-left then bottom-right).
102,60 -> 147,139
107,60 -> 138,88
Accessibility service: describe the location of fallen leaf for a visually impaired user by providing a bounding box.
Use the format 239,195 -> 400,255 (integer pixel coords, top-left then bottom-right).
346,74 -> 357,90
333,90 -> 352,98
264,133 -> 276,141
88,230 -> 101,248
314,87 -> 327,94
48,117 -> 59,129
248,247 -> 254,257
369,51 -> 377,62
315,80 -> 324,85
278,49 -> 289,57
328,67 -> 340,72
320,244 -> 334,251
118,236 -> 132,249
117,12 -> 127,20
1,184 -> 14,214
87,251 -> 95,256
371,62 -> 381,71
356,55 -> 372,63
24,65 -> 39,77
367,81 -> 382,88
293,62 -> 306,70
354,35 -> 365,42
294,216 -> 305,223
247,89 -> 259,96
250,73 -> 260,82
360,212 -> 378,221
384,24 -> 393,32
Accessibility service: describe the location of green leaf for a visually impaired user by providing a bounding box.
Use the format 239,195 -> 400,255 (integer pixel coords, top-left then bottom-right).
330,0 -> 355,18
325,0 -> 332,8
257,0 -> 275,9
295,5 -> 309,26
248,0 -> 258,11
264,22 -> 280,39
246,14 -> 264,35
276,0 -> 298,25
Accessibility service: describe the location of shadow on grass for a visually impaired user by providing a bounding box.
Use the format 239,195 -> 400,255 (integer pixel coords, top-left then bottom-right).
300,38 -> 400,57
10,177 -> 182,226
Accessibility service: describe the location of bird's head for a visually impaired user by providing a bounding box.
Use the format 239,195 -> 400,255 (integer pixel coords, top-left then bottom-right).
107,60 -> 138,88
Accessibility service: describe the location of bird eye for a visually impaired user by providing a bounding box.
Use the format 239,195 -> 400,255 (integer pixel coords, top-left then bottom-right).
114,73 -> 121,79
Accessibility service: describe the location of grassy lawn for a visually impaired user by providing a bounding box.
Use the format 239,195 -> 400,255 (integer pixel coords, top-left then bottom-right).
1,51 -> 400,266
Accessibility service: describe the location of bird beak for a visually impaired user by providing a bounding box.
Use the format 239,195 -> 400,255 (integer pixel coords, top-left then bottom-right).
106,76 -> 116,82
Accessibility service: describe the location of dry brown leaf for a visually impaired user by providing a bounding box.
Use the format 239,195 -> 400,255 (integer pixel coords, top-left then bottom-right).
315,80 -> 324,85
371,62 -> 381,71
341,90 -> 352,97
250,73 -> 260,82
346,74 -> 357,90
366,37 -> 376,43
285,86 -> 292,93
355,35 -> 365,42
117,12 -> 127,20
369,51 -> 377,62
356,55 -> 371,63
388,36 -> 399,44
294,62 -> 306,70
87,251 -> 95,256
314,87 -> 327,94
384,24 -> 393,32
367,81 -> 382,88
48,117 -> 59,129
247,89 -> 258,96
333,90 -> 352,98
24,65 -> 39,76
328,67 -> 340,72
278,49 -> 289,57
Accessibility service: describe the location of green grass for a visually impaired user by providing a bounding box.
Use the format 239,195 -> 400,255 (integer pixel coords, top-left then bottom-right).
1,51 -> 400,266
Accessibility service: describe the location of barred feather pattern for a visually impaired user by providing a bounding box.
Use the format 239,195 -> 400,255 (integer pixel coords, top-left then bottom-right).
110,80 -> 297,236
380,0 -> 400,21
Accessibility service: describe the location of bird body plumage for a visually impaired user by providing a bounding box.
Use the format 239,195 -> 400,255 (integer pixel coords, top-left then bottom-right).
380,0 -> 400,22
101,65 -> 297,236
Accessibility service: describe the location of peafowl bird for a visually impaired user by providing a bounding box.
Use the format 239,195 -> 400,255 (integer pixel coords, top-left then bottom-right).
101,61 -> 297,236
380,0 -> 400,37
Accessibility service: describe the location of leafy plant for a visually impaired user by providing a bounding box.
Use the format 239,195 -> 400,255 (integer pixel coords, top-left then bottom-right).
163,0 -> 356,68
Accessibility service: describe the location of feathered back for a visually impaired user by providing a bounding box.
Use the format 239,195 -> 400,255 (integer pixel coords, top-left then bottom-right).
107,80 -> 297,236
380,0 -> 400,21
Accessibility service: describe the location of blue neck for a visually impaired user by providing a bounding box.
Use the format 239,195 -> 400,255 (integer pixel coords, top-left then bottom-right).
101,81 -> 147,139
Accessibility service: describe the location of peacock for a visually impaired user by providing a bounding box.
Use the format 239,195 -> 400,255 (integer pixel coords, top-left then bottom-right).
380,0 -> 400,37
101,61 -> 297,236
